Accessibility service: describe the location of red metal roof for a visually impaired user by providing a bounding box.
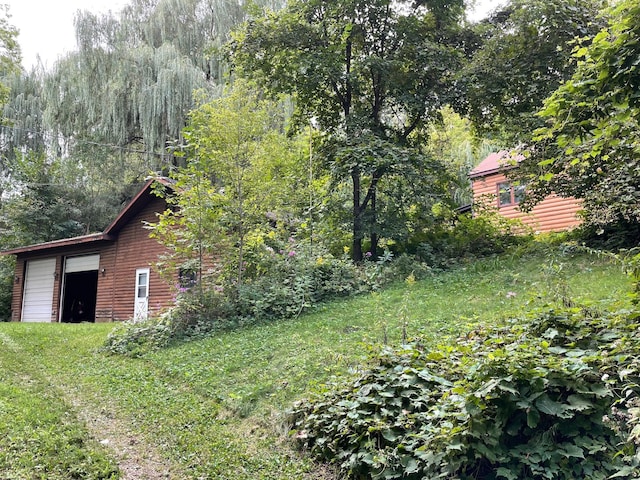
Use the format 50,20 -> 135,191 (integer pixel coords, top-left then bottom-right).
469,150 -> 527,180
1,177 -> 174,256
469,151 -> 512,179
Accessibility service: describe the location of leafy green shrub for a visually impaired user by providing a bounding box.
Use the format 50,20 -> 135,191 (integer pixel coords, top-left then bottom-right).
233,241 -> 389,322
102,287 -> 238,355
289,302 -> 640,479
103,238 -> 434,355
406,207 -> 530,268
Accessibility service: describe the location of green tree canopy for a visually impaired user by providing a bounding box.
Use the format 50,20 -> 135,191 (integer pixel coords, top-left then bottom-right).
152,81 -> 313,288
518,0 -> 640,229
230,0 -> 467,261
461,0 -> 607,144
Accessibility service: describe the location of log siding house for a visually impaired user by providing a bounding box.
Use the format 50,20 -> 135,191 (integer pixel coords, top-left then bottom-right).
470,152 -> 582,233
3,178 -> 177,323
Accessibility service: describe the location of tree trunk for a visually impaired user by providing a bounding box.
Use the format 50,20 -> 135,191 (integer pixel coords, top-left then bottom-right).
370,188 -> 378,260
352,167 -> 363,263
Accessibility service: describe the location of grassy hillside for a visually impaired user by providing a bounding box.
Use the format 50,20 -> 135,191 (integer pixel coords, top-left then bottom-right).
0,248 -> 631,479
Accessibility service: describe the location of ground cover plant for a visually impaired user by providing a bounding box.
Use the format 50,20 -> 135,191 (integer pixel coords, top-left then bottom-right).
0,246 -> 632,479
289,303 -> 640,479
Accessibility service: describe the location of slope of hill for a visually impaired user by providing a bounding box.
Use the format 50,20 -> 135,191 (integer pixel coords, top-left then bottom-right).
0,248 -> 630,479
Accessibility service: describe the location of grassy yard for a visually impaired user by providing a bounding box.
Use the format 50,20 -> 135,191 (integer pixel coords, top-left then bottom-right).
0,248 -> 631,479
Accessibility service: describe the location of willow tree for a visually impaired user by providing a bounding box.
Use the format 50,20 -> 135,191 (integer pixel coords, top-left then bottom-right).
230,0 -> 468,261
0,4 -> 21,321
0,0 -> 287,240
44,0 -> 286,173
0,4 -> 22,195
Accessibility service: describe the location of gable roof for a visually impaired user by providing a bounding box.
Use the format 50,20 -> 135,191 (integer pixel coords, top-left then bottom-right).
2,177 -> 173,256
469,151 -> 513,179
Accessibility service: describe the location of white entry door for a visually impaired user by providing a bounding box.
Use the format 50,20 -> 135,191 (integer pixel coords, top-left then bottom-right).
134,268 -> 150,322
22,258 -> 56,322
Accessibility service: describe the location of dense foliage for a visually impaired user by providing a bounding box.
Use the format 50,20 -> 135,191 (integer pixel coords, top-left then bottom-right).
105,209 -> 525,355
289,296 -> 640,479
518,0 -> 640,232
230,0 -> 467,261
462,0 -> 607,144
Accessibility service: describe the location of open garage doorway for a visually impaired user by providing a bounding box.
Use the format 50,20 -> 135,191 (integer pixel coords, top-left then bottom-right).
61,271 -> 98,322
60,255 -> 99,323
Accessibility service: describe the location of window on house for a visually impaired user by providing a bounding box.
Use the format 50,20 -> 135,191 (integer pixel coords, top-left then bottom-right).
497,182 -> 526,207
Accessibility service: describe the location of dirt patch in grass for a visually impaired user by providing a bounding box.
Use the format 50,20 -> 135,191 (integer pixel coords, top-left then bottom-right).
63,386 -> 183,480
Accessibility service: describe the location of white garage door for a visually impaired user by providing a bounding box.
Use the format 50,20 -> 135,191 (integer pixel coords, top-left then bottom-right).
65,254 -> 99,273
22,258 -> 56,322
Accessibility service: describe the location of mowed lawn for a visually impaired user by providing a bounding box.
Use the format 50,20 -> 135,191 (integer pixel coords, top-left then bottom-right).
0,249 -> 631,479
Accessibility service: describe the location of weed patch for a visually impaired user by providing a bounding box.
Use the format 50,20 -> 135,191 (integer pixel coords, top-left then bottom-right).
289,303 -> 640,479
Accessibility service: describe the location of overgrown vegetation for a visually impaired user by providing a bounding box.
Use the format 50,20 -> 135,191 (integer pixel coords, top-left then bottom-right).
285,251 -> 640,479
290,301 -> 640,479
0,248 -> 632,478
104,212 -> 526,355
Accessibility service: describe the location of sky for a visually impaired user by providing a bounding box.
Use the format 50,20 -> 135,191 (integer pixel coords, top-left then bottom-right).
5,0 -> 503,71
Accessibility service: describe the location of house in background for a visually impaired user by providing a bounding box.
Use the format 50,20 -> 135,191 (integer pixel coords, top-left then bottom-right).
3,177 -> 178,323
469,151 -> 582,233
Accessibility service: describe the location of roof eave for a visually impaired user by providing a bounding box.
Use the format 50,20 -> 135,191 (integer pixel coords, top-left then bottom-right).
469,163 -> 516,180
1,233 -> 116,256
103,176 -> 173,235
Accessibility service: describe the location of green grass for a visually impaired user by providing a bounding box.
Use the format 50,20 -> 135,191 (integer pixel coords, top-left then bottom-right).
0,248 -> 631,479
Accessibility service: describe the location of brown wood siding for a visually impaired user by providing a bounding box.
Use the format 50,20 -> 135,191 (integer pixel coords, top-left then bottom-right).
110,196 -> 176,321
95,244 -> 117,322
11,258 -> 25,321
472,172 -> 582,233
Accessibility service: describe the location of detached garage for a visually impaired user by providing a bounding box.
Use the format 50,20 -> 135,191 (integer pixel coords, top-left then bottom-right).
3,178 -> 177,323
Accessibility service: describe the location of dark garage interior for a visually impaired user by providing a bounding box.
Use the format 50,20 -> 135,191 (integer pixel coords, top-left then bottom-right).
61,271 -> 98,323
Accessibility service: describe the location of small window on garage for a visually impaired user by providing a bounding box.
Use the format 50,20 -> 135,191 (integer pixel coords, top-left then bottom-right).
179,268 -> 198,290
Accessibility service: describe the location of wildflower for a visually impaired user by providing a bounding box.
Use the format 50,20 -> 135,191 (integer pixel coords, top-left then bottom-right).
365,251 -> 372,258
506,291 -> 517,299
288,250 -> 296,257
316,256 -> 324,265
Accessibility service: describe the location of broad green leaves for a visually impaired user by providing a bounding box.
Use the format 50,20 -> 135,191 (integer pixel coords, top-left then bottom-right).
520,0 -> 640,230
290,303 -> 640,479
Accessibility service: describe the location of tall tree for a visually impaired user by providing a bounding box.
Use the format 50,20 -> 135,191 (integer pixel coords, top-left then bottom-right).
461,0 -> 607,144
152,82 -> 313,289
0,4 -> 21,321
44,0 -> 286,171
0,4 -> 22,197
518,0 -> 640,230
230,0 -> 466,261
0,0 -> 288,243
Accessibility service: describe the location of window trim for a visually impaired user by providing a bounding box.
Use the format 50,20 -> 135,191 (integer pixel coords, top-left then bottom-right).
497,181 -> 525,207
